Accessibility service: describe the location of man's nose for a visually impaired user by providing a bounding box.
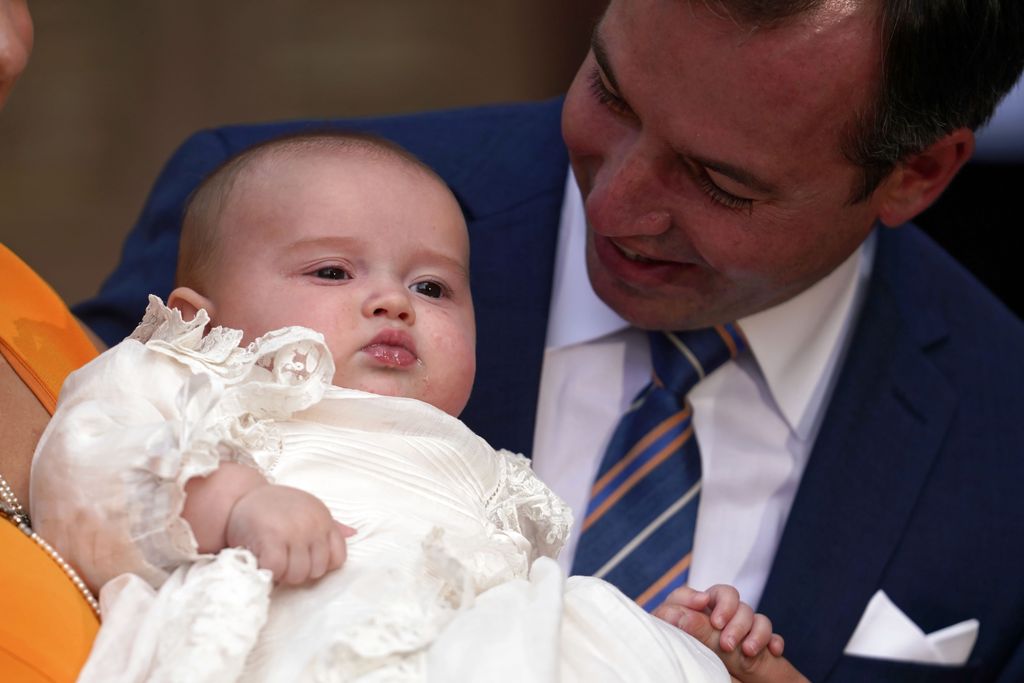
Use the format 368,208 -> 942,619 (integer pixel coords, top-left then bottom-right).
363,286 -> 415,324
585,144 -> 671,238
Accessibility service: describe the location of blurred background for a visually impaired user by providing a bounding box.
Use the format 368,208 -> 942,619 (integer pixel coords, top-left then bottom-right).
0,0 -> 602,306
1,1 -> 1020,315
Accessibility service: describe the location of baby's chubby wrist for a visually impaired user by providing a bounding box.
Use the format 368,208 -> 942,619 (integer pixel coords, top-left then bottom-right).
182,461 -> 270,554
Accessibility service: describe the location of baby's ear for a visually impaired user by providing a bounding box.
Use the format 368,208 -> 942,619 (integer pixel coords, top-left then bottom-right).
167,286 -> 215,323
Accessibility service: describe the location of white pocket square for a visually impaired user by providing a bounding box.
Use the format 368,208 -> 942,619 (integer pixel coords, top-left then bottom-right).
843,590 -> 978,666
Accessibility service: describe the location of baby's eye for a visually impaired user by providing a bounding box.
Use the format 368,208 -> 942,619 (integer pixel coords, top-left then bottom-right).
411,281 -> 445,299
313,266 -> 350,280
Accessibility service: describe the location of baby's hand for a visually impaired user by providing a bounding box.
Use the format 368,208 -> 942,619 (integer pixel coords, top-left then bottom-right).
654,585 -> 783,658
226,483 -> 355,585
661,603 -> 809,683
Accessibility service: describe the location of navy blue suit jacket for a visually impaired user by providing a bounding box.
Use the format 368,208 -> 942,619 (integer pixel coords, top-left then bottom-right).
76,98 -> 1024,682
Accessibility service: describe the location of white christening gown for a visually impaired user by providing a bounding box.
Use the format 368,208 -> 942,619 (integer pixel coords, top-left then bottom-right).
31,297 -> 728,683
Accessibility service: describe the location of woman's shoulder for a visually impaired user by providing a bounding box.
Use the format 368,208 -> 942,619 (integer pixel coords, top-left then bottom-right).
0,243 -> 99,414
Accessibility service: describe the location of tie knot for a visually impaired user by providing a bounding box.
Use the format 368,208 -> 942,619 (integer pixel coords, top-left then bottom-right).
649,323 -> 747,396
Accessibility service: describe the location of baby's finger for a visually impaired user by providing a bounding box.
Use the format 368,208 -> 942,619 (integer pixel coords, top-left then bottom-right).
653,603 -> 686,626
719,601 -> 754,652
706,584 -> 742,629
673,606 -> 718,645
337,521 -> 357,538
283,543 -> 312,585
308,537 -> 330,580
255,542 -> 288,583
661,585 -> 709,610
740,613 -> 775,656
768,634 -> 785,657
328,524 -> 349,571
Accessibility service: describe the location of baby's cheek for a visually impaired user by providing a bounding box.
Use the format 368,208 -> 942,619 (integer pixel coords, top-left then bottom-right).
428,333 -> 475,417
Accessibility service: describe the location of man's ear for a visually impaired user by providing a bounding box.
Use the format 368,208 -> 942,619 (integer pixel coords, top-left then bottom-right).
875,128 -> 974,227
167,286 -> 215,323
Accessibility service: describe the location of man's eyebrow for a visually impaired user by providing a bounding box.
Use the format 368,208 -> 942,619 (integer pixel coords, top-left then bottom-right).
690,154 -> 779,196
592,21 -> 776,197
590,31 -> 622,95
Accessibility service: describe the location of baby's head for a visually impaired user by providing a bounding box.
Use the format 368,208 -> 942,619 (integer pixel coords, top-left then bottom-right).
170,132 -> 476,417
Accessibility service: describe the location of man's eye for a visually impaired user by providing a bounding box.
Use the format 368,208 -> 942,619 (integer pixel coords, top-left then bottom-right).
313,266 -> 350,280
411,281 -> 445,299
588,68 -> 631,116
696,171 -> 754,213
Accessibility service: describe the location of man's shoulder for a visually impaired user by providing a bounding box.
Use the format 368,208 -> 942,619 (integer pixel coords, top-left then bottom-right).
875,223 -> 1022,340
871,223 -> 1023,406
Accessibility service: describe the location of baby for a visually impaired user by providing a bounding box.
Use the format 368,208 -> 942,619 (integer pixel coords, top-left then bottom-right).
31,132 -> 798,682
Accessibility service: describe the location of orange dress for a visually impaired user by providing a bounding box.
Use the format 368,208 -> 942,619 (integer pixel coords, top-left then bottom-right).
0,243 -> 101,682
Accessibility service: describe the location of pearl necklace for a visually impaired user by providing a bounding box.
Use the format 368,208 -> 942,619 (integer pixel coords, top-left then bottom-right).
0,472 -> 100,616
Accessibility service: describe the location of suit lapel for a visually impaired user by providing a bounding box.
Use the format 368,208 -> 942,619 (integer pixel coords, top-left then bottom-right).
437,99 -> 569,457
758,227 -> 957,682
460,196 -> 564,456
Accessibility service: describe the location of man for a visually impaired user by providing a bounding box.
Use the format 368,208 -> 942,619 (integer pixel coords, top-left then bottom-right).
78,0 -> 1024,680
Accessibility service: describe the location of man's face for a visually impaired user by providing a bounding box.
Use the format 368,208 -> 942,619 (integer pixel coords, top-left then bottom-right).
204,151 -> 477,417
562,0 -> 887,330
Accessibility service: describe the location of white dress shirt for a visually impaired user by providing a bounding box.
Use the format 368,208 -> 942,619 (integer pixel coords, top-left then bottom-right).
531,173 -> 876,608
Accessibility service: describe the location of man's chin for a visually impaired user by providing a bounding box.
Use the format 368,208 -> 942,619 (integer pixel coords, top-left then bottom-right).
585,243 -> 729,329
589,277 -> 719,331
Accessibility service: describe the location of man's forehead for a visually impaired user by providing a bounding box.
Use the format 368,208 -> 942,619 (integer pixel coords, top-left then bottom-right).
600,0 -> 876,48
673,0 -> 870,29
595,0 -> 879,191
599,1 -> 879,118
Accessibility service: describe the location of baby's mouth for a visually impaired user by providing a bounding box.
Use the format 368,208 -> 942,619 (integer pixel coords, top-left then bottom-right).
363,329 -> 417,368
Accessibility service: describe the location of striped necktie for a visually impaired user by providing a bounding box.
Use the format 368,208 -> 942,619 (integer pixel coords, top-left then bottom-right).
571,323 -> 747,611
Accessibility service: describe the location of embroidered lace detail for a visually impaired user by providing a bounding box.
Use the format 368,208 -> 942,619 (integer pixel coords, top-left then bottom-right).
486,450 -> 573,563
308,528 -> 501,682
310,599 -> 445,682
154,550 -> 271,682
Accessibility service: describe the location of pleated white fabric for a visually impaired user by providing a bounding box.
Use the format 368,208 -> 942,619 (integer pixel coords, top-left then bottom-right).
31,297 -> 728,683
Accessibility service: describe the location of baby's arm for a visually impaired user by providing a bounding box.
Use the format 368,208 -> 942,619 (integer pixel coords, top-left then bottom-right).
183,462 -> 354,585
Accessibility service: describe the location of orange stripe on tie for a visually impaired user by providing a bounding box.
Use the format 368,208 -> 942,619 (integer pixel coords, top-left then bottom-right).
583,424 -> 695,532
714,324 -> 739,358
590,405 -> 691,498
637,553 -> 692,609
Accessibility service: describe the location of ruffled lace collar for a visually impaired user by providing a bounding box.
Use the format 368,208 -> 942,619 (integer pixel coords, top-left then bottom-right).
131,295 -> 336,392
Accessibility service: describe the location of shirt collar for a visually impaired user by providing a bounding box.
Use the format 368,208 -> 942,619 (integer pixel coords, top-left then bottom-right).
547,169 -> 876,440
739,230 -> 875,440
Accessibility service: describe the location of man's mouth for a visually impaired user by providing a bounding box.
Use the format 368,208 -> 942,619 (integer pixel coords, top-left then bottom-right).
591,234 -> 702,288
615,242 -> 662,264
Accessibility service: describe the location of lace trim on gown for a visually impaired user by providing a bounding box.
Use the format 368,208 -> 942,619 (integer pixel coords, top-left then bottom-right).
487,449 -> 572,564
30,296 -> 338,590
130,295 -> 338,568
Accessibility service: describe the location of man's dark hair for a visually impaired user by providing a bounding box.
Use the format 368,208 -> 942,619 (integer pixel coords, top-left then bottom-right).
706,0 -> 1024,200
